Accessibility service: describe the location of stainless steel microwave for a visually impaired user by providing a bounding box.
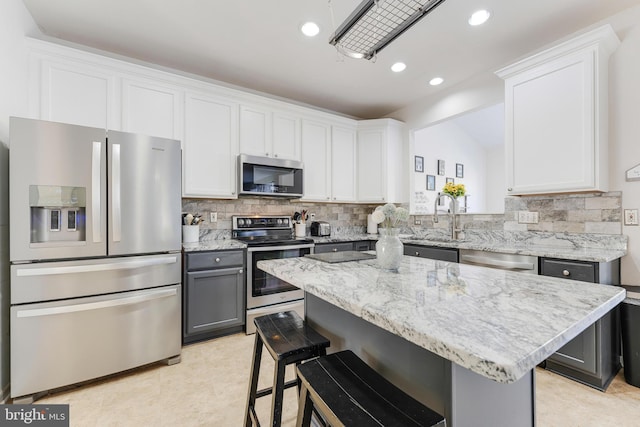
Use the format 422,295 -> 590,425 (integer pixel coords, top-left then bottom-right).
238,154 -> 304,198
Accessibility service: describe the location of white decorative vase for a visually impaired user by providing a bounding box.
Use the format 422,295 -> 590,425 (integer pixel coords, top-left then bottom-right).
375,228 -> 404,272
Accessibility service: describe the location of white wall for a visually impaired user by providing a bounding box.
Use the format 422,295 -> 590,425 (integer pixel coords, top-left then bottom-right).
608,7 -> 640,285
0,0 -> 39,401
413,121 -> 489,214
392,5 -> 640,285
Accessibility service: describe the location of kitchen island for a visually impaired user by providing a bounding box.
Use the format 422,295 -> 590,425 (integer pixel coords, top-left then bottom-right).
258,254 -> 625,426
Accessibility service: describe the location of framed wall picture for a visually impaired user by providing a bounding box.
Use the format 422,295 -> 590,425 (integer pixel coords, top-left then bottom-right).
415,156 -> 424,172
426,174 -> 435,191
446,177 -> 454,184
456,163 -> 464,178
437,159 -> 445,176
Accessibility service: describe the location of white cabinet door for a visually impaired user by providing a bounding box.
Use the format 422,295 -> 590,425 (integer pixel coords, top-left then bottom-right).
183,93 -> 239,198
239,104 -> 271,157
357,128 -> 386,203
121,78 -> 183,140
38,59 -> 116,129
301,120 -> 331,201
497,25 -> 619,195
272,111 -> 301,160
331,126 -> 357,202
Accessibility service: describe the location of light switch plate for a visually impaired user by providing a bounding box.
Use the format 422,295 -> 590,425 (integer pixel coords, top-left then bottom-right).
210,212 -> 217,222
624,209 -> 639,226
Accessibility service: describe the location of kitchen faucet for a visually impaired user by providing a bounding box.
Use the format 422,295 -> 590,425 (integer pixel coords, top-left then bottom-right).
433,193 -> 461,240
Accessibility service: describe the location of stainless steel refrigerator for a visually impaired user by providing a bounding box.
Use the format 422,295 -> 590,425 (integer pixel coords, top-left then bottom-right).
9,117 -> 182,402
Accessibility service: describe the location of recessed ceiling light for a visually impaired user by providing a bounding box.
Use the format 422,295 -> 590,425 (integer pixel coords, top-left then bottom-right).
391,62 -> 407,72
468,10 -> 491,26
301,22 -> 320,37
429,77 -> 444,86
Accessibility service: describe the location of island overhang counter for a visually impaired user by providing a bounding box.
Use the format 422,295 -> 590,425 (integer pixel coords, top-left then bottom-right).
257,254 -> 624,426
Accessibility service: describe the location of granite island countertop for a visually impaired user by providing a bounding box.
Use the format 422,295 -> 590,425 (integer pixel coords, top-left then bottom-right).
257,254 -> 625,384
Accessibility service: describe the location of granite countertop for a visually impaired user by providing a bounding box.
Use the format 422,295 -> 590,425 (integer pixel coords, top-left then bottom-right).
183,232 -> 626,263
257,254 -> 625,384
182,239 -> 247,252
311,234 -> 625,263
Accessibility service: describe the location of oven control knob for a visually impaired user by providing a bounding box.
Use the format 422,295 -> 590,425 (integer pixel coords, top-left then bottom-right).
276,219 -> 282,225
283,218 -> 289,225
246,219 -> 252,225
238,219 -> 245,226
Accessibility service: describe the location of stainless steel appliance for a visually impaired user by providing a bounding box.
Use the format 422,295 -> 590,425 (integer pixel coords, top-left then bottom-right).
9,117 -> 182,402
310,221 -> 331,237
232,215 -> 314,334
238,154 -> 303,198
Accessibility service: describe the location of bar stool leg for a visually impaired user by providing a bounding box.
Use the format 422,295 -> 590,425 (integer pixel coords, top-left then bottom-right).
296,383 -> 313,427
270,360 -> 286,427
244,333 -> 264,427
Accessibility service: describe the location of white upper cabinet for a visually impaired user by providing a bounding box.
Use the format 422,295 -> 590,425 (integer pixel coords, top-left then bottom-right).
331,125 -> 357,202
183,93 -> 239,198
32,56 -> 116,129
357,119 -> 404,203
239,104 -> 271,157
272,111 -> 301,160
301,119 -> 331,201
239,104 -> 301,160
496,25 -> 620,195
121,78 -> 183,140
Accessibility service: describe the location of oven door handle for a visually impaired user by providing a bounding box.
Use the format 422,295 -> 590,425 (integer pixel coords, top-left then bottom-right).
247,243 -> 315,252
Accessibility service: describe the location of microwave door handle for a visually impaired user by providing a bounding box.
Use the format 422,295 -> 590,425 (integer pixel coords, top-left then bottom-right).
112,143 -> 121,242
91,141 -> 102,243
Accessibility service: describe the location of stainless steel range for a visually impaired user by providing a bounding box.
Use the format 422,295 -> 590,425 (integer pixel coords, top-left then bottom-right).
232,215 -> 314,334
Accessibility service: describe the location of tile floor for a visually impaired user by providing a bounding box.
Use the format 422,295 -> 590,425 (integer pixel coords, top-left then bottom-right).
32,333 -> 640,426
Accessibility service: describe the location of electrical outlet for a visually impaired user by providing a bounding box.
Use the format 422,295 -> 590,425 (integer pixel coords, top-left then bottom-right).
624,209 -> 639,226
518,211 -> 539,224
310,213 -> 316,220
210,212 -> 217,222
414,218 -> 422,225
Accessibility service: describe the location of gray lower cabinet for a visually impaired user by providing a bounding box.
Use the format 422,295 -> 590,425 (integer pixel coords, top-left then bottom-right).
183,250 -> 245,344
315,242 -> 362,253
540,257 -> 621,390
353,240 -> 374,251
404,244 -> 459,262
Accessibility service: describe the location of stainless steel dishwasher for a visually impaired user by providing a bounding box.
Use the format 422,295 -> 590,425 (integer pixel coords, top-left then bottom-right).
459,249 -> 538,274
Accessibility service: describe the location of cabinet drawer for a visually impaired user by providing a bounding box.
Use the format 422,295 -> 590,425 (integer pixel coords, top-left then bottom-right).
540,258 -> 596,283
353,241 -> 373,251
404,244 -> 459,263
186,250 -> 244,270
314,242 -> 354,254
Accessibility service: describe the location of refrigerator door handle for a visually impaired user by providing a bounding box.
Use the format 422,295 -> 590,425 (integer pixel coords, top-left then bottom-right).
92,141 -> 102,243
15,255 -> 178,277
16,288 -> 177,318
112,143 -> 122,242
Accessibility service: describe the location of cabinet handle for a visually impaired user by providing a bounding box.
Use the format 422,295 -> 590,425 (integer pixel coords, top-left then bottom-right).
507,188 -> 513,191
332,248 -> 338,252
265,152 -> 269,156
215,257 -> 221,263
274,154 -> 278,157
415,251 -> 420,256
562,269 -> 570,276
238,269 -> 243,274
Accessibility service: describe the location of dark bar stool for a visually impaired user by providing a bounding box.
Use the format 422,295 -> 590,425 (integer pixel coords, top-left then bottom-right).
244,311 -> 330,427
296,350 -> 446,427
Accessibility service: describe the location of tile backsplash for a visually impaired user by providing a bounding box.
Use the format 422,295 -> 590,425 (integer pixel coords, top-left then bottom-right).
183,191 -> 622,236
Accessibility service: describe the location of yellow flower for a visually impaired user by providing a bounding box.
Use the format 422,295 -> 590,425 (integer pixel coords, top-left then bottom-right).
442,182 -> 466,198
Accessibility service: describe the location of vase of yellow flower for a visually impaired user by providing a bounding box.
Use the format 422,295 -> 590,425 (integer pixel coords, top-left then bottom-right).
442,182 -> 466,213
371,203 -> 409,271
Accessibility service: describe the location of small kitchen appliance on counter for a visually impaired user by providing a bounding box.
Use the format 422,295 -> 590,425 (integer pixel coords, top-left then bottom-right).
310,221 -> 331,237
